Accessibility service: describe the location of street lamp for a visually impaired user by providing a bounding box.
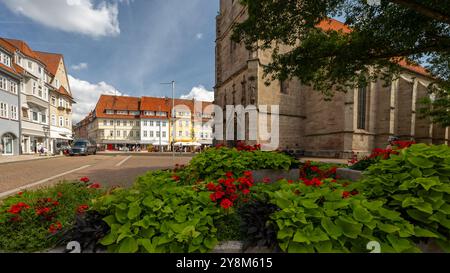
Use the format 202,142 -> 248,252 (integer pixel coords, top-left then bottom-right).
161,81 -> 175,165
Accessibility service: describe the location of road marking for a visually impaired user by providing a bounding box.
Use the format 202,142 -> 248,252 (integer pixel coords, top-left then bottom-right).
116,156 -> 132,167
0,165 -> 91,199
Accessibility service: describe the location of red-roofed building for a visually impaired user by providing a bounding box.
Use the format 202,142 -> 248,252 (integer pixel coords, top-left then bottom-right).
0,37 -> 75,155
78,95 -> 213,151
215,1 -> 447,158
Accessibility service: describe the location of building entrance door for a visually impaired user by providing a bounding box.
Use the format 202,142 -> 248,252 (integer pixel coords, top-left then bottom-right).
2,135 -> 13,155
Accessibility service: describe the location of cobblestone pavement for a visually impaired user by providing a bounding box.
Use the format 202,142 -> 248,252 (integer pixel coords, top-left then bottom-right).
0,154 -> 192,197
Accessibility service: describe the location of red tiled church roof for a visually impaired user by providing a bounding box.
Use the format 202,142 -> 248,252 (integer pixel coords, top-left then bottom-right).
317,18 -> 430,77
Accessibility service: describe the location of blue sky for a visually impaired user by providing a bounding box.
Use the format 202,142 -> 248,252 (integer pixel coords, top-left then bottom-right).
0,0 -> 218,121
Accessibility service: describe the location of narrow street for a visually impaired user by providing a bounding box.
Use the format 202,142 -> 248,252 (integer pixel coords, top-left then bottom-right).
0,154 -> 192,197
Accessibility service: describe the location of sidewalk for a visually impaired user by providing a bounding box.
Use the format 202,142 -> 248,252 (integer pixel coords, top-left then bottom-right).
0,154 -> 63,165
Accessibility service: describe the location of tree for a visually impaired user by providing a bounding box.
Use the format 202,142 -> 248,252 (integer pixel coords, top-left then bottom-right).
232,0 -> 450,126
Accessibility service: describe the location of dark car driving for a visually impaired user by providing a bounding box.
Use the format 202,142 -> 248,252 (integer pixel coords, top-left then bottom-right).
69,140 -> 97,156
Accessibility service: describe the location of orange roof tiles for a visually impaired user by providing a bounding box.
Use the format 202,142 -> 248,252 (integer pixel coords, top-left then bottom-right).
34,51 -> 62,76
3,38 -> 40,61
317,18 -> 429,76
95,95 -> 141,119
58,86 -> 74,100
0,63 -> 20,77
0,38 -> 17,54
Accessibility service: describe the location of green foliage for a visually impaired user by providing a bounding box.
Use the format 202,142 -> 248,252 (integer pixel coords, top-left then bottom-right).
232,0 -> 450,126
264,180 -> 420,253
0,182 -> 102,252
178,147 -> 296,183
95,171 -> 222,253
215,213 -> 243,242
357,144 -> 450,246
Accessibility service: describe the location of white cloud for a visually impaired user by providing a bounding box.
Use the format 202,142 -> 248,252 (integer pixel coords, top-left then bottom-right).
69,75 -> 126,122
195,33 -> 203,40
0,0 -> 122,37
71,62 -> 88,71
180,85 -> 214,102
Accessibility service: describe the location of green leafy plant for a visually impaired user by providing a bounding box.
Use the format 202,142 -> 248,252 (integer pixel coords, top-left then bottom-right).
357,144 -> 450,251
263,179 -> 420,253
95,171 -> 222,253
0,180 -> 103,252
176,147 -> 296,184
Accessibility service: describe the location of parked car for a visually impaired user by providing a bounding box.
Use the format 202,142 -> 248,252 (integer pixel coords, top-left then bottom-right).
69,140 -> 97,156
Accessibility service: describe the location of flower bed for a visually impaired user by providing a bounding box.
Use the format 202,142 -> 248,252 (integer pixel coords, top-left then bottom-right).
0,178 -> 103,252
2,144 -> 450,253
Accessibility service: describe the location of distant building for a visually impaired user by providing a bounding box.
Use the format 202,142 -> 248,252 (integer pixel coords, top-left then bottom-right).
80,95 -> 213,151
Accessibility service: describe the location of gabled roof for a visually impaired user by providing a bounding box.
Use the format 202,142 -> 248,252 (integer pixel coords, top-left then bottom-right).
3,38 -> 40,60
95,95 -> 141,119
34,51 -> 63,76
0,38 -> 17,54
57,86 -> 75,102
0,63 -> 20,78
141,97 -> 172,113
317,18 -> 430,77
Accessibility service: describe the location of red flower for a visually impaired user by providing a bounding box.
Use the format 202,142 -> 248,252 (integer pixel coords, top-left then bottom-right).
214,191 -> 225,200
287,180 -> 294,184
53,201 -> 59,206
242,189 -> 250,195
225,172 -> 233,178
263,177 -> 271,184
80,177 -> 90,183
220,198 -> 233,209
77,204 -> 89,214
342,191 -> 351,199
171,175 -> 181,181
17,192 -> 23,196
310,166 -> 320,172
36,207 -> 52,216
57,192 -> 63,198
7,203 -> 30,215
49,221 -> 63,234
243,171 -> 253,177
209,193 -> 217,202
89,183 -> 101,189
206,182 -> 216,191
351,190 -> 359,196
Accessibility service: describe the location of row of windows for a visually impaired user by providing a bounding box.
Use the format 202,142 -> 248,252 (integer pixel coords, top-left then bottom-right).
28,110 -> 47,124
51,96 -> 71,109
0,102 -> 18,120
143,131 -> 167,138
51,115 -> 70,127
105,130 -> 141,138
142,120 -> 167,127
103,120 -> 141,127
0,76 -> 18,95
31,80 -> 48,101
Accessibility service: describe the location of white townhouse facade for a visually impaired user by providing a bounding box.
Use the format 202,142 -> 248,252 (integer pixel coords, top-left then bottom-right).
0,40 -> 21,156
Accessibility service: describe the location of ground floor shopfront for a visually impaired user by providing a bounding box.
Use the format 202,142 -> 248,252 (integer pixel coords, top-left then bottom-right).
0,119 -> 20,156
21,124 -> 50,154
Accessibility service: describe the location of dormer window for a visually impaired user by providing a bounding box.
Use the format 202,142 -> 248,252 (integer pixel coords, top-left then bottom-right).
117,110 -> 128,115
0,51 -> 11,67
106,110 -> 114,115
145,111 -> 155,116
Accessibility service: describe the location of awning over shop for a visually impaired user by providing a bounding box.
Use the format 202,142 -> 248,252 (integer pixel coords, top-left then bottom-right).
152,141 -> 169,146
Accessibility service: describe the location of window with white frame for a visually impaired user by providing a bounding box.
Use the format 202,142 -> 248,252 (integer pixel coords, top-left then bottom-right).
156,131 -> 160,138
32,81 -> 37,95
10,105 -> 18,120
144,131 -> 148,137
130,131 -> 134,137
65,118 -> 69,127
150,131 -> 154,137
32,111 -> 39,122
0,76 -> 7,91
0,102 -> 8,118
52,115 -> 56,126
41,114 -> 47,124
103,120 -> 107,126
149,120 -> 154,126
106,110 -> 114,115
117,130 -> 121,137
117,110 -> 128,115
51,96 -> 56,106
0,51 -> 11,67
110,120 -> 113,126
162,121 -> 167,127
9,81 -> 17,94
143,120 -> 147,126
59,116 -> 64,127
162,132 -> 166,138
59,98 -> 64,107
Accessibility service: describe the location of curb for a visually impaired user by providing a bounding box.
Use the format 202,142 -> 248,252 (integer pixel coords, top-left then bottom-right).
0,155 -> 64,166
